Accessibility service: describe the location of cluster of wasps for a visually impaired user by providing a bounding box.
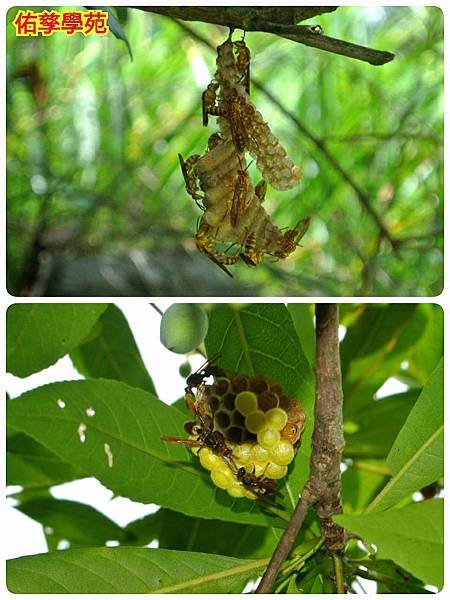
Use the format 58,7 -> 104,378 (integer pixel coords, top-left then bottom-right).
161,358 -> 282,499
179,33 -> 310,276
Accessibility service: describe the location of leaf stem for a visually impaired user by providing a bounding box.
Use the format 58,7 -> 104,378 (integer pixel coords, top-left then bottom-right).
333,553 -> 346,593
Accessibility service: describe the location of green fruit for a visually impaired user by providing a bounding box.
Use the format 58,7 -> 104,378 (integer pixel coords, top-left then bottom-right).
178,361 -> 192,379
160,304 -> 208,354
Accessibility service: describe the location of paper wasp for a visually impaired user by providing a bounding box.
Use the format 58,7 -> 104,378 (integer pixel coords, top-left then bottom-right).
161,358 -> 237,471
185,354 -> 225,395
178,153 -> 203,209
202,81 -> 219,126
195,222 -> 239,277
240,231 -> 264,266
235,466 -> 282,498
254,179 -> 267,203
275,217 -> 311,258
233,39 -> 251,94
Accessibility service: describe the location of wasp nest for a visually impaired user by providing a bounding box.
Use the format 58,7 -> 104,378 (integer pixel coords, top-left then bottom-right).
179,34 -> 309,275
191,373 -> 305,500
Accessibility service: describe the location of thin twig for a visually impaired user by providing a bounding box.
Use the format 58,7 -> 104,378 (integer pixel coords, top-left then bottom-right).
255,493 -> 313,593
333,553 -> 346,593
133,6 -> 394,65
149,302 -> 163,316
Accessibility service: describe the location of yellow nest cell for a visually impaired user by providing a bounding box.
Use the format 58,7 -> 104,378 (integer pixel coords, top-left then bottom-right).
257,427 -> 281,449
265,407 -> 288,431
251,443 -> 270,463
199,447 -> 224,471
269,440 -> 295,466
265,462 -> 288,480
235,391 -> 258,415
232,442 -> 252,465
210,467 -> 235,490
245,410 -> 266,433
227,481 -> 246,498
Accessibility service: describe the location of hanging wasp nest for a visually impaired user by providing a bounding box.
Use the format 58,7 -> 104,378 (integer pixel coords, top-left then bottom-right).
179,35 -> 310,275
191,373 -> 306,500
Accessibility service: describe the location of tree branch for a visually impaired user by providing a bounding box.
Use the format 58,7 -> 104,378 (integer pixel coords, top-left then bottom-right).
309,304 -> 346,554
256,304 -> 346,593
133,6 -> 394,66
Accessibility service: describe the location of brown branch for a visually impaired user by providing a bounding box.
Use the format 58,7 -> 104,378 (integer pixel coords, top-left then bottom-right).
133,6 -> 394,66
309,304 -> 345,553
256,304 -> 346,593
133,6 -> 338,27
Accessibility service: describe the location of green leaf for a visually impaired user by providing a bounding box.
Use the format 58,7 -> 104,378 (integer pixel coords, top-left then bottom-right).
335,500 -> 443,589
105,7 -> 133,60
7,304 -> 108,377
125,508 -> 279,558
70,304 -> 155,394
341,461 -> 388,514
356,559 -> 430,593
205,303 -> 315,498
341,305 -> 426,416
7,379 -> 283,527
344,390 -> 418,459
406,304 -> 443,385
7,432 -> 84,489
287,303 -> 315,365
16,499 -> 128,550
205,304 -> 311,398
367,358 -> 443,512
7,547 -> 268,593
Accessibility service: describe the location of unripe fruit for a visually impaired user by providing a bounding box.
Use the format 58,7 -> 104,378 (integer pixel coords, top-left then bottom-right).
160,304 -> 208,353
235,391 -> 258,415
178,361 -> 192,379
245,410 -> 266,433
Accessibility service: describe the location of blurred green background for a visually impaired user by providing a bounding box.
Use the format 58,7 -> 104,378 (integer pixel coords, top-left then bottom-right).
6,6 -> 443,296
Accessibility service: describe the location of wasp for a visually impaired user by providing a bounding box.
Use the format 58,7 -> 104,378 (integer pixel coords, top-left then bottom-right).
275,217 -> 311,259
230,169 -> 250,227
233,39 -> 251,94
235,466 -> 282,498
204,95 -> 253,154
185,355 -> 225,395
178,153 -> 203,209
207,132 -> 223,151
195,222 -> 239,277
202,81 -> 220,126
254,179 -> 267,203
161,361 -> 237,471
240,231 -> 264,266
